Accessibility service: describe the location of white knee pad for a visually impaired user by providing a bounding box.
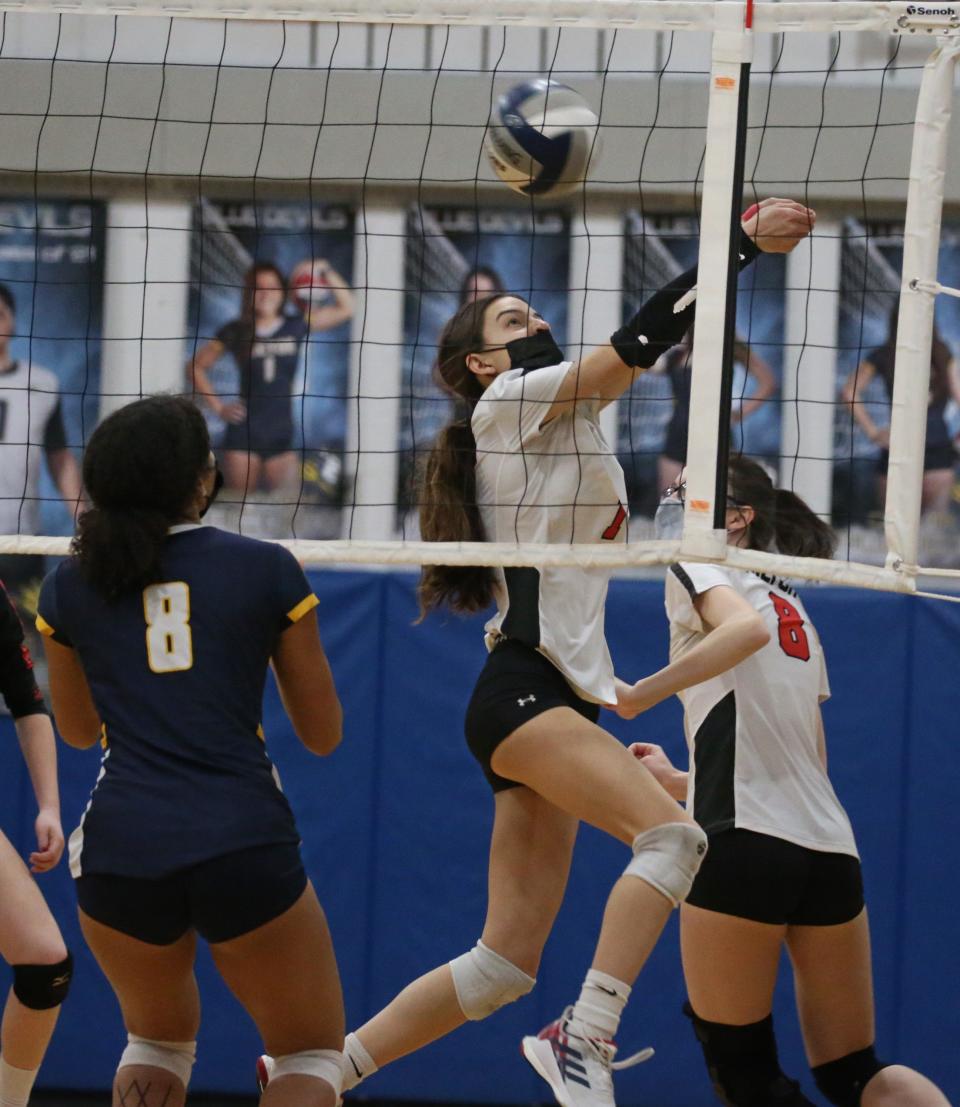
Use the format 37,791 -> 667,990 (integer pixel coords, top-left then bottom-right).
118,1034 -> 197,1088
449,940 -> 535,1021
271,1049 -> 343,1096
625,822 -> 708,907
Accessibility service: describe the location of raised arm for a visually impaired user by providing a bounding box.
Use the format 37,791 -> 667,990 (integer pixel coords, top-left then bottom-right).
616,584 -> 770,718
271,610 -> 342,756
305,260 -> 355,332
543,198 -> 814,423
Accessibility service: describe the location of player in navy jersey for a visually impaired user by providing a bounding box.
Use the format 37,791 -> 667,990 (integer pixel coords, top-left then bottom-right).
0,583 -> 71,1107
256,198 -> 812,1107
189,260 -> 354,495
616,456 -> 949,1107
36,396 -> 345,1107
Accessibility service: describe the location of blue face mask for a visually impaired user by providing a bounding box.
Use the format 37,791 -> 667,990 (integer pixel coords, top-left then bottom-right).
654,499 -> 684,541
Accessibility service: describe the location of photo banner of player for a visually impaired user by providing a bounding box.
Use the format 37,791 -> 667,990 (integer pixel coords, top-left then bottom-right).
836,219 -> 960,553
0,198 -> 104,700
619,211 -> 787,518
188,199 -> 356,532
400,204 -> 571,523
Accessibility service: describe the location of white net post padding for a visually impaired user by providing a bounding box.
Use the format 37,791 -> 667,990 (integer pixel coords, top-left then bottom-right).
780,221 -> 842,522
885,35 -> 960,582
568,204 -> 625,450
100,199 -> 190,420
681,0 -> 751,562
345,201 -> 405,541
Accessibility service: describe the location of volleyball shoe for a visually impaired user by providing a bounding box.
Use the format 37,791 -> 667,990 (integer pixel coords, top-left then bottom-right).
521,1007 -> 653,1107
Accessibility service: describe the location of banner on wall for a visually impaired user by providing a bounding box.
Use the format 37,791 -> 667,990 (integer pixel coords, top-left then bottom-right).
836,218 -> 960,539
0,199 -> 105,698
188,200 -> 355,528
618,211 -> 786,517
399,205 -> 571,523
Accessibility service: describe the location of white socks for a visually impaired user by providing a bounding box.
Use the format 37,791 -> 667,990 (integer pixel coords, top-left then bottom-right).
0,1059 -> 38,1107
570,969 -> 632,1040
341,1032 -> 377,1093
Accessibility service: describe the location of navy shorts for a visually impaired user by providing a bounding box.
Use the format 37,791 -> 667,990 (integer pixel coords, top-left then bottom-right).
685,828 -> 864,926
76,841 -> 308,946
464,639 -> 600,793
223,419 -> 293,460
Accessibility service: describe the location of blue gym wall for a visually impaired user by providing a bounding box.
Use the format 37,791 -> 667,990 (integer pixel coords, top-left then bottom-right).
1,570 -> 956,1106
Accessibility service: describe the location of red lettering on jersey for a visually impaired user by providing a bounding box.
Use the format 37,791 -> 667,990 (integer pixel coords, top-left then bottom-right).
19,643 -> 34,671
602,504 -> 627,541
768,592 -> 810,662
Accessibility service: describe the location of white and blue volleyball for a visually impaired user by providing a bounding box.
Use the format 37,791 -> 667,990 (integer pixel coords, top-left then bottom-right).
485,79 -> 600,197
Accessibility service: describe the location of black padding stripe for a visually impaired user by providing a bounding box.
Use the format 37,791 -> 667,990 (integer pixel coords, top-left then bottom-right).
670,563 -> 698,598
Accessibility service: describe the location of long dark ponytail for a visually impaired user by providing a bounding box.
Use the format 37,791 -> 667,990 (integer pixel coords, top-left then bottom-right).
418,294 -> 509,617
728,455 -> 835,559
73,396 -> 212,601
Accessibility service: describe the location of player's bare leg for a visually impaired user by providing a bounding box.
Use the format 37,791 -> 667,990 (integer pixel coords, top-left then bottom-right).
223,450 -> 262,496
0,833 -> 69,1107
788,911 -> 950,1107
264,452 -> 298,493
346,787 -> 576,1072
211,884 -> 343,1107
79,912 -> 199,1107
493,708 -> 699,1107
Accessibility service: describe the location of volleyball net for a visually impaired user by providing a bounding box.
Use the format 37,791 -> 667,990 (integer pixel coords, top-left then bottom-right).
0,1 -> 958,598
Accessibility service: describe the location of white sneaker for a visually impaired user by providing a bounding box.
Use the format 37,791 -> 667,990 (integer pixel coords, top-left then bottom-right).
521,1007 -> 653,1107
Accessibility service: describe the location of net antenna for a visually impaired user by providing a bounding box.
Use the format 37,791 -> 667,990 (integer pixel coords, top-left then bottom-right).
0,1 -> 958,598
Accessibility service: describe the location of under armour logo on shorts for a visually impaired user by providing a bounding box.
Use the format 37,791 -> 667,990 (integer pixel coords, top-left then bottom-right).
518,694 -> 537,707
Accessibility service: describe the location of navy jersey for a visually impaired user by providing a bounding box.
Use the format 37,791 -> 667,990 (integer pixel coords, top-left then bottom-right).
218,315 -> 309,444
0,582 -> 46,719
37,526 -> 318,879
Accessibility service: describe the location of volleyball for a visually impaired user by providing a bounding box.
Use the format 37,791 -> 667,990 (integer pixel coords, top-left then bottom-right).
290,257 -> 333,310
484,78 -> 600,197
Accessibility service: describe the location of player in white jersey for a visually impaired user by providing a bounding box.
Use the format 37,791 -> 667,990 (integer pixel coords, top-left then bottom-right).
616,456 -> 949,1107
0,284 -> 83,540
259,200 -> 815,1107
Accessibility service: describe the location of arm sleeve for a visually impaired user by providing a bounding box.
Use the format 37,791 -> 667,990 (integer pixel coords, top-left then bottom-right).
275,546 -> 319,629
474,361 -> 571,448
43,400 -> 68,452
615,236 -> 761,369
0,586 -> 47,718
36,568 -> 74,648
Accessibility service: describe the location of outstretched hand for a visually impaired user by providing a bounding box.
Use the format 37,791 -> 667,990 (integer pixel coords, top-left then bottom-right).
742,197 -> 815,254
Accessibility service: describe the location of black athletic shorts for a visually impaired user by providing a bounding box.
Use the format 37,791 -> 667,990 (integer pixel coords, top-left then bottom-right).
75,841 -> 308,946
685,828 -> 864,926
223,420 -> 293,460
464,639 -> 600,793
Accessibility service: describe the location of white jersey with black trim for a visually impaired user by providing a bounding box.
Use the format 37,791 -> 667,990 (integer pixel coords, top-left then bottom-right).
472,361 -> 627,705
0,362 -> 62,536
666,561 -> 857,857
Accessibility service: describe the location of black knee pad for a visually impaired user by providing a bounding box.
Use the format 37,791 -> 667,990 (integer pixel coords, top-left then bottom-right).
683,1003 -> 817,1106
812,1046 -> 887,1107
13,952 -> 73,1010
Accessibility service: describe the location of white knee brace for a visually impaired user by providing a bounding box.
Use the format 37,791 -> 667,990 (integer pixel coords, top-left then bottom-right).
118,1034 -> 197,1088
625,822 -> 708,907
449,940 -> 535,1021
271,1049 -> 343,1096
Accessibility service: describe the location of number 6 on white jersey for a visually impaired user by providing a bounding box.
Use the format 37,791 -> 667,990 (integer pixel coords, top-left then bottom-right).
143,582 -> 193,673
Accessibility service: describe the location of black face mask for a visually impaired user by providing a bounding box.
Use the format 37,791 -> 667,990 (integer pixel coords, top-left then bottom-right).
505,330 -> 566,372
199,466 -> 224,518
